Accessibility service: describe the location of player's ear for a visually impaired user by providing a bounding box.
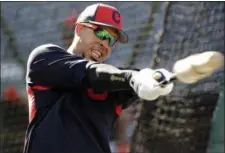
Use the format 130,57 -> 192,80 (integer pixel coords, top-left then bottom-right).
74,24 -> 83,36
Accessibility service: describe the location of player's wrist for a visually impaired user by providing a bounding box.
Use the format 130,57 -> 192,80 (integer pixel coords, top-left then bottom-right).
129,68 -> 151,92
126,71 -> 138,88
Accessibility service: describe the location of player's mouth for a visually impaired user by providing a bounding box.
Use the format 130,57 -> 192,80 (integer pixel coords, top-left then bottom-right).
90,49 -> 103,62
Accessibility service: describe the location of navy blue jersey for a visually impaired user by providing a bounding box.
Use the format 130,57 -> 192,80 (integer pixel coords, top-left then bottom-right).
24,44 -> 136,153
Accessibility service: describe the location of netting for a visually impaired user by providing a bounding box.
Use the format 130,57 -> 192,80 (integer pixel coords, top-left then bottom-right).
0,100 -> 28,153
1,11 -> 28,153
130,2 -> 224,153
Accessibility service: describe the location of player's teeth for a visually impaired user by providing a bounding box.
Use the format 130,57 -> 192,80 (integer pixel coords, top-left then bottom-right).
93,50 -> 101,58
92,51 -> 99,58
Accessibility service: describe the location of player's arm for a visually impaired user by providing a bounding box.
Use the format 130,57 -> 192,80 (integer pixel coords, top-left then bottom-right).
27,44 -> 135,90
84,63 -> 175,101
27,44 -> 90,89
83,63 -> 138,91
28,44 -> 174,101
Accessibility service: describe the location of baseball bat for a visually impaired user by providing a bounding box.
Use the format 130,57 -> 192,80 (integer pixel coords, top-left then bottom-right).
153,51 -> 224,86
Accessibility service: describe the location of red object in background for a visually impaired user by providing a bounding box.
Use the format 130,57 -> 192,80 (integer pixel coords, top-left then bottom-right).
65,11 -> 78,29
3,85 -> 18,102
61,11 -> 79,48
117,142 -> 129,153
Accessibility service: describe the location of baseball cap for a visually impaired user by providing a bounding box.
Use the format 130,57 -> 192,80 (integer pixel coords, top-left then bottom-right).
76,3 -> 128,43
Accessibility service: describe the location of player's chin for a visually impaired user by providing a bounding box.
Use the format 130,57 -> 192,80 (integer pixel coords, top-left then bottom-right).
82,53 -> 97,62
90,57 -> 99,62
90,56 -> 106,63
87,55 -> 100,62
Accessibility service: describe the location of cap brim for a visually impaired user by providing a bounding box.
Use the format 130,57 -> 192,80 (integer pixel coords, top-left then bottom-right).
87,21 -> 129,44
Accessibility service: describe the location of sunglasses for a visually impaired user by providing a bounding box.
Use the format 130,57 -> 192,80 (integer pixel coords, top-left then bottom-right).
84,24 -> 118,47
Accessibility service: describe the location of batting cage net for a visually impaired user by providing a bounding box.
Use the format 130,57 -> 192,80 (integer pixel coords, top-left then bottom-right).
1,2 -> 224,153
130,2 -> 224,153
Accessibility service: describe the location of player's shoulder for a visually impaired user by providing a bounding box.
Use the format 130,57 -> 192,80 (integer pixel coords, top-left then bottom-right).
31,43 -> 65,56
28,44 -> 65,62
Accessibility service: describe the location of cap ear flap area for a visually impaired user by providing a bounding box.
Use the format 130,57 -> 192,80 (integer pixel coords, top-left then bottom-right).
74,23 -> 83,36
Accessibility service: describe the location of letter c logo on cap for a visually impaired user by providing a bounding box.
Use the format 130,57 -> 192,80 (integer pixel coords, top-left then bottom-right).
112,11 -> 120,24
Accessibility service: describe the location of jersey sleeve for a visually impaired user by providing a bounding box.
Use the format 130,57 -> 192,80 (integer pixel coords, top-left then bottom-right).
27,44 -> 140,92
26,44 -> 89,89
114,89 -> 139,109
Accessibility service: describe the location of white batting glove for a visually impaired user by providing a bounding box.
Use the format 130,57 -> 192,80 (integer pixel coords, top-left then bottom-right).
130,68 -> 174,101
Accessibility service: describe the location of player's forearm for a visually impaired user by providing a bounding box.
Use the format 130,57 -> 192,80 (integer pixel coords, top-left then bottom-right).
84,63 -> 138,92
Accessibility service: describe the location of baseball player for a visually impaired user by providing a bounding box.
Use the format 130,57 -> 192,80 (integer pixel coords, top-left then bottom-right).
23,3 -> 174,153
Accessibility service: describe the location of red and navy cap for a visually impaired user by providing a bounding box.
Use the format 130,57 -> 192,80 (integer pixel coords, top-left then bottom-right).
76,3 -> 128,43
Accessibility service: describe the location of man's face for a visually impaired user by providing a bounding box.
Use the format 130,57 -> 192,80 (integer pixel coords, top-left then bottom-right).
77,23 -> 119,62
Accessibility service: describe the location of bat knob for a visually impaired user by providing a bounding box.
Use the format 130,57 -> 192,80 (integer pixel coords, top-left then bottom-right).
153,69 -> 176,87
153,71 -> 165,82
152,71 -> 169,88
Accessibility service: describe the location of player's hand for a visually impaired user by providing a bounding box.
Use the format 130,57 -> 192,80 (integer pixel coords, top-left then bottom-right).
130,68 -> 174,101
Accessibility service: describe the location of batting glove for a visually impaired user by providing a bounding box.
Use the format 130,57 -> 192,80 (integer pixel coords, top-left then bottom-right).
130,68 -> 174,101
